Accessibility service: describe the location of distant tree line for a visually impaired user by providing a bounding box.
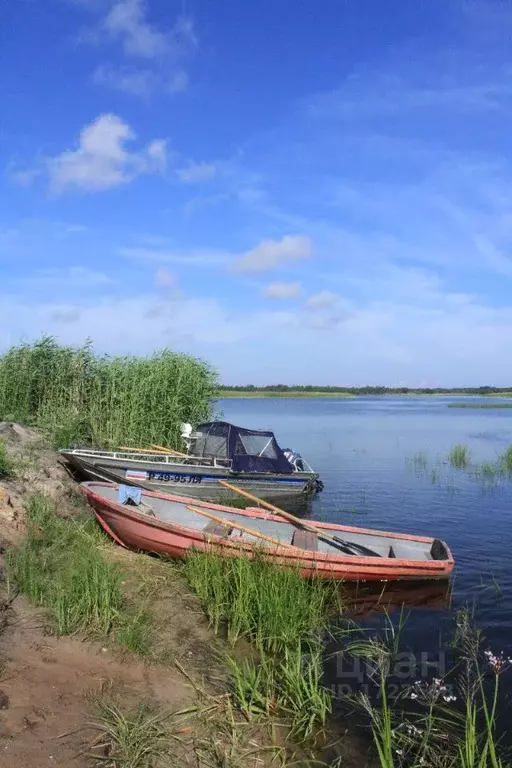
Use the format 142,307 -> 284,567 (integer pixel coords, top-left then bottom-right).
218,384 -> 511,395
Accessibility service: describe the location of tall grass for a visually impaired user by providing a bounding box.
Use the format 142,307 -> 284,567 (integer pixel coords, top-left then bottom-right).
184,549 -> 342,739
184,548 -> 339,652
7,494 -> 151,653
0,336 -> 217,449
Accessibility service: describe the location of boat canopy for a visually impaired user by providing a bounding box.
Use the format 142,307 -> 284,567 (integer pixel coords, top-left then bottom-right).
190,421 -> 295,474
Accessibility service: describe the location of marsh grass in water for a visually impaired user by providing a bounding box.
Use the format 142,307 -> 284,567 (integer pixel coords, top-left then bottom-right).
448,403 -> 512,409
449,444 -> 471,469
7,494 -> 155,654
338,609 -> 512,768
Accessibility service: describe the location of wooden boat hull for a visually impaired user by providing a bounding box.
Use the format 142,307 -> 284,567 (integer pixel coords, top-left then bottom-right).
62,450 -> 319,502
81,482 -> 454,582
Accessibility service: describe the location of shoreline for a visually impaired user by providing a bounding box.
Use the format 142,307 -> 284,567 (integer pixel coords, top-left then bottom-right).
217,391 -> 512,399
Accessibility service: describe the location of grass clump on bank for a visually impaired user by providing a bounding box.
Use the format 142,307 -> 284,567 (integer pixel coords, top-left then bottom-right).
0,336 -> 217,449
6,494 -> 152,652
0,438 -> 14,478
90,698 -> 180,768
184,549 -> 341,739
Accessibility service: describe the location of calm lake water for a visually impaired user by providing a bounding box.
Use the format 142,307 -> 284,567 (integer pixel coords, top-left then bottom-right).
218,396 -> 512,726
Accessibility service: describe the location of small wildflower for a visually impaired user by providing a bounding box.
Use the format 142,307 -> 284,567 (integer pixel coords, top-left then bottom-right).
484,649 -> 512,675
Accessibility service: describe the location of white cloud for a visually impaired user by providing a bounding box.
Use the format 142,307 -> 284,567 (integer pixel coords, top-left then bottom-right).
263,281 -> 302,300
169,70 -> 189,93
43,114 -> 167,193
103,0 -> 167,58
83,1 -> 197,96
93,64 -> 155,96
3,271 -> 512,384
155,268 -> 175,286
177,162 -> 217,183
231,235 -> 313,273
305,291 -> 339,310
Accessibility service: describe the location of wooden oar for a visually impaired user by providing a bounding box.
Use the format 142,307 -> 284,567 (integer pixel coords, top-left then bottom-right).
120,445 -> 171,455
151,444 -> 189,458
217,480 -> 381,558
186,504 -> 298,551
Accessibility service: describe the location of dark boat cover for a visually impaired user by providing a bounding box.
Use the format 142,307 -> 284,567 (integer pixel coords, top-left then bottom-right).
191,421 -> 295,474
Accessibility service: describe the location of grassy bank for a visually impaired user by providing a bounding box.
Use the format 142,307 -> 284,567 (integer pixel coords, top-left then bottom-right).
6,494 -> 154,652
0,336 -> 217,449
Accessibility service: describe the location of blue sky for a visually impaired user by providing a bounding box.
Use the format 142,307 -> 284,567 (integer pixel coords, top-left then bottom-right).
2,0 -> 512,385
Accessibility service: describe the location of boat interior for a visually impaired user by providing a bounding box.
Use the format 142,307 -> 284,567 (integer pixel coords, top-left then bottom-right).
89,483 -> 448,562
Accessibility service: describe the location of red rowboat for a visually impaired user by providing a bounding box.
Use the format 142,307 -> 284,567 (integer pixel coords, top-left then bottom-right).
81,482 -> 454,582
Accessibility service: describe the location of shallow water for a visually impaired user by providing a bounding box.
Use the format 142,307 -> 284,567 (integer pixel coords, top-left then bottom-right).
218,396 -> 512,727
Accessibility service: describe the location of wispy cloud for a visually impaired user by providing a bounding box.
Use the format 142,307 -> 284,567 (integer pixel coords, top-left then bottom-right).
263,281 -> 302,300
231,235 -> 313,274
79,0 -> 197,96
154,267 -> 175,286
177,162 -> 217,183
93,64 -> 155,96
119,245 -> 229,268
305,291 -> 339,310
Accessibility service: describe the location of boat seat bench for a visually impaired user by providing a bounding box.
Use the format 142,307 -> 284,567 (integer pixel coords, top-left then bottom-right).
292,529 -> 318,551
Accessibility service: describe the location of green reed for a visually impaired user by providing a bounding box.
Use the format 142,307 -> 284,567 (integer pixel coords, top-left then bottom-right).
449,444 -> 471,469
0,336 -> 217,449
184,548 -> 343,739
184,548 -> 340,652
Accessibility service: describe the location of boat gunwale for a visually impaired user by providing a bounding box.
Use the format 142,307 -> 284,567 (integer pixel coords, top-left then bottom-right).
81,482 -> 454,574
61,450 -> 318,481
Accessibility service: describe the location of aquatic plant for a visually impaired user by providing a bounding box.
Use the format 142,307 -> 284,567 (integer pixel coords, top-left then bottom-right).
410,451 -> 428,472
339,609 -> 512,768
498,446 -> 512,476
0,336 -> 217,449
448,403 -> 512,409
449,444 -> 470,469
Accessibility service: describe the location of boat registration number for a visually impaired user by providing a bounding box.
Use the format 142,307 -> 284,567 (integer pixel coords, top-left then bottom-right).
147,472 -> 202,484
